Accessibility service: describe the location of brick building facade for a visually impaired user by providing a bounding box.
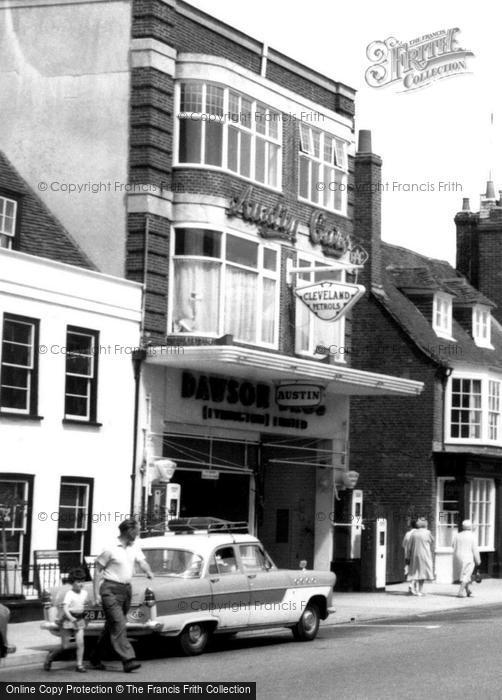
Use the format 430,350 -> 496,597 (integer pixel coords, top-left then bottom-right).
0,0 -> 422,574
349,133 -> 502,584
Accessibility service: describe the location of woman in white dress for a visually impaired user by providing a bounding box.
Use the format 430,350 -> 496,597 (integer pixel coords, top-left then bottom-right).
452,520 -> 481,598
405,518 -> 434,596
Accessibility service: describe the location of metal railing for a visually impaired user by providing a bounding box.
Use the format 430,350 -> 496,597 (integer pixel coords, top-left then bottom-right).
0,560 -> 96,600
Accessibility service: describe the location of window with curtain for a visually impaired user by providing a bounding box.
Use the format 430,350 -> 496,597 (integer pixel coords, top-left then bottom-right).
298,123 -> 347,213
171,228 -> 279,346
177,81 -> 281,188
294,256 -> 345,358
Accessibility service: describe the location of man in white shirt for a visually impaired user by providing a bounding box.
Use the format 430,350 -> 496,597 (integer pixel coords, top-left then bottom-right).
90,518 -> 153,673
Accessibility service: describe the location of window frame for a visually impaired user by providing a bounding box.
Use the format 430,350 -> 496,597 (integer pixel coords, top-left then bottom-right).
64,326 -> 99,423
445,372 -> 502,445
56,477 -> 93,567
0,313 -> 39,416
297,122 -> 348,215
469,477 -> 495,551
435,477 -> 460,552
174,81 -> 283,192
432,291 -> 454,339
472,304 -> 492,348
168,226 -> 281,348
294,252 -> 346,360
0,194 -> 18,249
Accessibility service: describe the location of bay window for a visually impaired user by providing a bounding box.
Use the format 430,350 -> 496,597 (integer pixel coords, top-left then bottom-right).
298,123 -> 347,213
171,228 -> 279,346
295,256 -> 345,358
177,82 -> 281,188
436,477 -> 495,551
0,314 -> 39,415
448,375 -> 502,444
450,378 -> 481,439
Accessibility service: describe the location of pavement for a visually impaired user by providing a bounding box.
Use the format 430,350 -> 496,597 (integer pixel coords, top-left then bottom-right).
1,579 -> 501,671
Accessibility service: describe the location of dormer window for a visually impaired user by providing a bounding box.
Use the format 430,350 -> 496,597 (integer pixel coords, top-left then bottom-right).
473,304 -> 492,348
433,292 -> 453,339
0,196 -> 17,249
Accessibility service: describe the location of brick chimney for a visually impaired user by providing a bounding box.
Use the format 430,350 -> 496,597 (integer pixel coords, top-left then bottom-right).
354,130 -> 383,289
455,181 -> 502,323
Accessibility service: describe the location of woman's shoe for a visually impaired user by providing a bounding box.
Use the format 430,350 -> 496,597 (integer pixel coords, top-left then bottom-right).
76,665 -> 87,673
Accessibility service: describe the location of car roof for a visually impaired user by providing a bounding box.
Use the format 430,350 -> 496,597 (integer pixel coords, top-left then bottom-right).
139,533 -> 261,557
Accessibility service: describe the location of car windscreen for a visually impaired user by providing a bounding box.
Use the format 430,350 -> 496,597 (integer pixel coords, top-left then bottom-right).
140,548 -> 203,578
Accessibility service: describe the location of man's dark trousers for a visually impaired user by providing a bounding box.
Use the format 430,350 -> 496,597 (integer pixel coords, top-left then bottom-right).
92,580 -> 136,662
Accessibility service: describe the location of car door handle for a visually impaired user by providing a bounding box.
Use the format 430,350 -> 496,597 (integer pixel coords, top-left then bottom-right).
247,574 -> 257,579
210,577 -> 220,583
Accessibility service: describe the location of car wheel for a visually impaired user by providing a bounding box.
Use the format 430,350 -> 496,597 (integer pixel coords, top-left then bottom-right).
292,602 -> 320,641
179,623 -> 209,656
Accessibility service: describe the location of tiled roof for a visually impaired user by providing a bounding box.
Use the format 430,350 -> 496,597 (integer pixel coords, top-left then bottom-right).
374,243 -> 502,370
388,266 -> 440,291
0,151 -> 95,270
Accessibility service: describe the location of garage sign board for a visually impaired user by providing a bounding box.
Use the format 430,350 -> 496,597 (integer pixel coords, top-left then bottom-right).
295,280 -> 365,322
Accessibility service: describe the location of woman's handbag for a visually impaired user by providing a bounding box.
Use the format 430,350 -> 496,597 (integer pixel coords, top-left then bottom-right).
474,569 -> 482,584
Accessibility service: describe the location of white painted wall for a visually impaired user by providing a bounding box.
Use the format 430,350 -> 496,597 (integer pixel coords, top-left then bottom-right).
0,249 -> 143,561
0,0 -> 132,275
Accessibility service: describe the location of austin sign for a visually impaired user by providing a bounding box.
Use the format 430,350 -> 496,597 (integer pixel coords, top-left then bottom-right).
295,280 -> 365,322
275,384 -> 324,408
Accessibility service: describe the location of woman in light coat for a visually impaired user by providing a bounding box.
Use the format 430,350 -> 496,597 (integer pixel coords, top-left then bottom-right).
405,518 -> 434,596
402,520 -> 417,594
452,520 -> 481,598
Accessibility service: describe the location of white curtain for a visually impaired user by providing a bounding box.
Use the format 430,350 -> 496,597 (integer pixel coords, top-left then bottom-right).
261,278 -> 276,344
225,266 -> 257,342
173,261 -> 220,333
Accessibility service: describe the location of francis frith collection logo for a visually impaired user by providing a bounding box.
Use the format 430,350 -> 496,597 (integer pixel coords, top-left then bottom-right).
365,28 -> 474,92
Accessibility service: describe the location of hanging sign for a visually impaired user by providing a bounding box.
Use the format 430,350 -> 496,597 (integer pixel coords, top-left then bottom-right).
295,280 -> 365,321
201,470 -> 220,480
275,384 -> 324,408
349,244 -> 369,266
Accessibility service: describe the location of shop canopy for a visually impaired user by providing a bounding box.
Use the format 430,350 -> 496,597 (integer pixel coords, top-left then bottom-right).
145,346 -> 423,396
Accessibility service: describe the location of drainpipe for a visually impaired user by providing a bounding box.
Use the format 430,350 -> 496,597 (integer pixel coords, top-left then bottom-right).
130,349 -> 146,518
438,365 -> 453,450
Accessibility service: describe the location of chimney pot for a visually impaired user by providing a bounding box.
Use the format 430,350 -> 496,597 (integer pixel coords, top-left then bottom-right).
486,180 -> 496,200
462,197 -> 470,211
358,130 -> 372,153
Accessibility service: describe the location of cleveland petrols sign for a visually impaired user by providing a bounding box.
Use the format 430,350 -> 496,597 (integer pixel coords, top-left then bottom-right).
295,281 -> 365,322
365,28 -> 474,92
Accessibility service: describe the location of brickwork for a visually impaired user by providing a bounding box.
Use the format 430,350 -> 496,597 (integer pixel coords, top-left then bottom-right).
354,153 -> 382,288
478,228 -> 502,324
349,294 -> 438,526
127,212 -> 171,341
128,1 -> 356,349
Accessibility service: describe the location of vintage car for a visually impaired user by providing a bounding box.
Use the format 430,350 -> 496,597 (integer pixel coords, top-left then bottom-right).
0,604 -> 16,658
41,518 -> 336,656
